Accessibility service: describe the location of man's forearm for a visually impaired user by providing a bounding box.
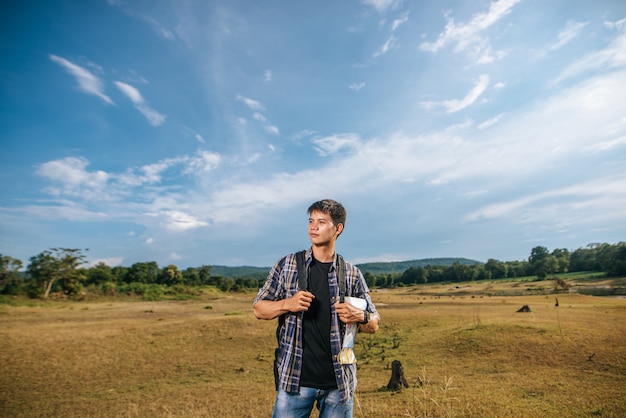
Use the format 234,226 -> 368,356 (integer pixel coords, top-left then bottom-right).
253,299 -> 289,320
359,315 -> 379,334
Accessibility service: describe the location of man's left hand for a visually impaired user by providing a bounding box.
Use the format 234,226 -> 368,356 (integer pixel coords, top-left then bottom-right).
334,301 -> 366,324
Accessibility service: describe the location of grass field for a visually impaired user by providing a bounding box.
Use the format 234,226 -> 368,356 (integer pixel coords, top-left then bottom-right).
1,278 -> 625,417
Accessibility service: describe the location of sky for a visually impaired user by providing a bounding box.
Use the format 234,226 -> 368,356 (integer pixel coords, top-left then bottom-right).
1,0 -> 625,269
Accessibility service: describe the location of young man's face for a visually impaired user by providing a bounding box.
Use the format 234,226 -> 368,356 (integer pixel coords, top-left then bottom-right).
308,210 -> 342,247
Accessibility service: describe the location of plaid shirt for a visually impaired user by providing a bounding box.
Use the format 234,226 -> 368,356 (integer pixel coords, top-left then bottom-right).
254,247 -> 379,403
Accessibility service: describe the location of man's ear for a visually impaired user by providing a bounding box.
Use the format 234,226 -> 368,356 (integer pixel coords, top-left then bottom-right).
336,223 -> 344,236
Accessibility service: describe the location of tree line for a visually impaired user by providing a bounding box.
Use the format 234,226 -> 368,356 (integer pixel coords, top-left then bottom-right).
368,242 -> 625,288
1,242 -> 624,298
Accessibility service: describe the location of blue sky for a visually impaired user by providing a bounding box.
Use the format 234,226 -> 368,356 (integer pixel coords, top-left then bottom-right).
1,0 -> 625,269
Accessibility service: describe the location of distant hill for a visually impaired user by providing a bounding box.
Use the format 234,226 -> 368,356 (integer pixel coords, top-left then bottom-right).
355,258 -> 482,274
209,265 -> 268,279
210,257 -> 482,278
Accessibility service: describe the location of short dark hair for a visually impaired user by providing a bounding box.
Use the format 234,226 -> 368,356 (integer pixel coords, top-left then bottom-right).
307,199 -> 347,228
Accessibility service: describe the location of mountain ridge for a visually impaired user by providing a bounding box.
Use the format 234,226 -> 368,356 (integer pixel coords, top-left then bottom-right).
210,257 -> 483,278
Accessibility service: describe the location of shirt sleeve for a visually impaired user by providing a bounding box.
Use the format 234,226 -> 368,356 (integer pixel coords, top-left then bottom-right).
253,257 -> 286,304
347,263 -> 380,321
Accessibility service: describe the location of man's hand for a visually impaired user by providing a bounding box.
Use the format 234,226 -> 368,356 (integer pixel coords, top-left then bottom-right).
286,290 -> 315,313
253,290 -> 315,320
334,301 -> 365,324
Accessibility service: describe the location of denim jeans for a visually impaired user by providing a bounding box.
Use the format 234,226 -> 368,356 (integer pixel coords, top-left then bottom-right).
272,387 -> 354,418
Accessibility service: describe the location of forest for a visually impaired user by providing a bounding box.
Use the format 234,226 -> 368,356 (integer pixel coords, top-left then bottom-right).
0,241 -> 624,300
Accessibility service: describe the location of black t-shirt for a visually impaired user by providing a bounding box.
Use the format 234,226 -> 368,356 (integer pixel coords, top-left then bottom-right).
300,258 -> 338,389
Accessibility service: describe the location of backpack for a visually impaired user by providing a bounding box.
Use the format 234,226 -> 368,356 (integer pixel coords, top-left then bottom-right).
274,250 -> 347,389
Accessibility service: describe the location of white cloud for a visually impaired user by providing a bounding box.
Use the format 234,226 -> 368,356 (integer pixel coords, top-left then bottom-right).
583,135 -> 626,153
466,174 -> 626,225
236,95 -> 265,110
391,12 -> 409,31
49,55 -> 114,104
420,74 -> 490,113
36,150 -> 221,204
373,35 -> 397,57
253,112 -> 267,122
25,67 -> 626,254
107,1 -> 174,40
361,0 -> 401,13
183,151 -> 222,174
349,82 -> 366,91
161,210 -> 208,231
264,70 -> 272,82
114,81 -> 143,104
312,133 -> 362,156
478,113 -> 504,130
114,81 -> 166,126
36,157 -> 110,199
552,20 -> 626,85
419,0 -> 520,54
265,125 -> 280,135
548,20 -> 589,51
89,257 -> 123,267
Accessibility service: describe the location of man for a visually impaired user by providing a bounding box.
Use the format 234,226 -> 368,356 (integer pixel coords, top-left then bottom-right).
254,199 -> 380,418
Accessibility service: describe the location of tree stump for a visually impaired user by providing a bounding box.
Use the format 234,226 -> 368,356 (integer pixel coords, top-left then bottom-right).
386,360 -> 409,390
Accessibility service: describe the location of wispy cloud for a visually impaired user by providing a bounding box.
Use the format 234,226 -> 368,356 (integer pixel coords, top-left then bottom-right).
420,74 -> 490,113
24,65 -> 626,250
466,173 -> 626,225
114,81 -> 166,126
37,150 -> 221,202
361,0 -> 401,13
420,0 -> 520,56
265,125 -> 280,135
348,82 -> 366,91
157,210 -> 209,231
236,95 -> 265,110
373,35 -> 397,57
552,19 -> 626,85
391,11 -> 409,31
107,0 -> 174,40
478,113 -> 504,130
49,55 -> 114,104
312,133 -> 362,156
548,20 -> 589,51
36,156 -> 112,202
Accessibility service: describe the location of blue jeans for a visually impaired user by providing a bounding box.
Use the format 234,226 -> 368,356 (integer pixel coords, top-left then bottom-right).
272,387 -> 354,418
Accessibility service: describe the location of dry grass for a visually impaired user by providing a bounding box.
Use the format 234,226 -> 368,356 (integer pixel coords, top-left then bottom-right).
1,281 -> 625,417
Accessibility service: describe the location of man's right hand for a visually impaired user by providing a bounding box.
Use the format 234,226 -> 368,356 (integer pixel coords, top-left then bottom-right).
286,290 -> 315,313
253,290 -> 315,320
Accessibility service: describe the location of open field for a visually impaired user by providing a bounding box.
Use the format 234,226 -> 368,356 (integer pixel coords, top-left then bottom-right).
1,278 -> 625,417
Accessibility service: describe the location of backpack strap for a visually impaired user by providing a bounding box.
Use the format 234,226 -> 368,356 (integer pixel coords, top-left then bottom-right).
295,250 -> 347,301
336,254 -> 346,303
296,250 -> 308,291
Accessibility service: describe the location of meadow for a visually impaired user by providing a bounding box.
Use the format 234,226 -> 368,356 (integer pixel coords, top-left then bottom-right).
1,277 -> 625,417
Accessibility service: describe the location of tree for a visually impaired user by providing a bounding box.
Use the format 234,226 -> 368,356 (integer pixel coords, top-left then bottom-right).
551,248 -> 570,273
126,262 -> 159,284
1,254 -> 24,294
158,265 -> 183,286
27,248 -> 87,298
399,267 -> 427,285
604,242 -> 626,277
87,262 -> 114,286
528,246 -> 557,279
484,259 -> 508,279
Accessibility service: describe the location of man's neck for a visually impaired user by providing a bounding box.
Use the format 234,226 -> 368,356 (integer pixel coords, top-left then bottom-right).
312,244 -> 336,263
